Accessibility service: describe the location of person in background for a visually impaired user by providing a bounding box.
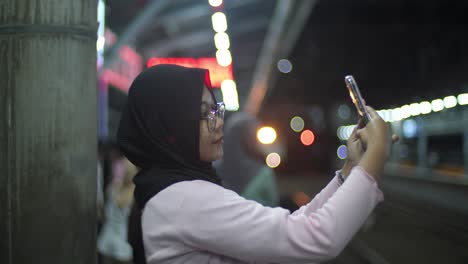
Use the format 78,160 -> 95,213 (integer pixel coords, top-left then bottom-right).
215,112 -> 279,207
118,64 -> 398,264
98,158 -> 137,264
97,144 -> 105,229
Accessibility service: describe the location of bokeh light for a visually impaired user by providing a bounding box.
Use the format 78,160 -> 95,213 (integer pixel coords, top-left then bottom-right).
300,129 -> 315,146
293,192 -> 311,207
443,96 -> 457,108
458,93 -> 468,105
337,145 -> 347,159
211,12 -> 227,32
220,80 -> 239,111
208,0 -> 223,7
403,119 -> 418,138
266,152 -> 281,168
419,101 -> 432,114
409,103 -> 421,116
216,49 -> 232,66
431,99 -> 444,112
214,32 -> 230,50
277,59 -> 292,73
257,126 -> 277,144
290,116 -> 305,132
391,107 -> 402,121
338,104 -> 351,120
400,105 -> 411,119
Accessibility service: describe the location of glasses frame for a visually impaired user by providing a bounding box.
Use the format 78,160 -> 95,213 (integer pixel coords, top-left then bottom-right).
200,102 -> 225,132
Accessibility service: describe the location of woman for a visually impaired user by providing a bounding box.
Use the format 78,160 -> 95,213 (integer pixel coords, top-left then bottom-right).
118,64 -> 394,263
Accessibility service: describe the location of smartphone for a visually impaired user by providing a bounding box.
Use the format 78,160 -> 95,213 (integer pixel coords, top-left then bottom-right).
344,75 -> 371,126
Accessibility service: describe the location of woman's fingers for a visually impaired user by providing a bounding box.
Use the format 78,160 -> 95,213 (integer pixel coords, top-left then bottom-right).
357,117 -> 365,128
349,126 -> 358,141
365,106 -> 380,120
356,127 -> 368,146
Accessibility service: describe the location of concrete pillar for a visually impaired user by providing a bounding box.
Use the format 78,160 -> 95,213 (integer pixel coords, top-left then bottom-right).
0,1 -> 97,263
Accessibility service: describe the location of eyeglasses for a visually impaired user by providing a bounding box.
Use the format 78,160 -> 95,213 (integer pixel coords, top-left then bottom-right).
200,102 -> 225,132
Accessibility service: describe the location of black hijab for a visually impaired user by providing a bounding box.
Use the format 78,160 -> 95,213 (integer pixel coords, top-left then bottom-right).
117,64 -> 222,210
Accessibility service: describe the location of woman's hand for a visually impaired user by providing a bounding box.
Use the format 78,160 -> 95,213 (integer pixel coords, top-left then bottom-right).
341,127 -> 365,177
356,106 -> 397,180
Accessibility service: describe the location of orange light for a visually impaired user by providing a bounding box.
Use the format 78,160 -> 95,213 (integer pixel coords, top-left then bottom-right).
293,192 -> 311,207
300,129 -> 315,146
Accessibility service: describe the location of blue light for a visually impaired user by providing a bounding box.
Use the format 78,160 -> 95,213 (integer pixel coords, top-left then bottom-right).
338,104 -> 351,120
403,119 -> 418,138
277,59 -> 292,73
337,145 -> 347,160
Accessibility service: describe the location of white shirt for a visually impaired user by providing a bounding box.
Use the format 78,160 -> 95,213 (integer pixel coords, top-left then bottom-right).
142,166 -> 383,264
97,188 -> 133,261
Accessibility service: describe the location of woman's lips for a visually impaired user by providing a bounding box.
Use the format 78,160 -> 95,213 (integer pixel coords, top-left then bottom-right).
214,137 -> 224,144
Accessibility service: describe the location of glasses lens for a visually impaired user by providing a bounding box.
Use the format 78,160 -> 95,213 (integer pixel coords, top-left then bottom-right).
217,103 -> 225,120
208,112 -> 216,132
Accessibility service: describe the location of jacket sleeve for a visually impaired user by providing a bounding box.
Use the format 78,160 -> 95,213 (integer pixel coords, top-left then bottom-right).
174,166 -> 383,263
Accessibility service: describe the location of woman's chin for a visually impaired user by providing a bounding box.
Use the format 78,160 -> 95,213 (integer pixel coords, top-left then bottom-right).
214,151 -> 223,161
200,150 -> 223,162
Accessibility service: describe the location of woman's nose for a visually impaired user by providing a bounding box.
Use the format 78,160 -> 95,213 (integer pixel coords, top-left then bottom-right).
216,117 -> 224,131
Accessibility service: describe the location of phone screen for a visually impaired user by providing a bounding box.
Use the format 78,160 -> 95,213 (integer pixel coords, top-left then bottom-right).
344,75 -> 371,126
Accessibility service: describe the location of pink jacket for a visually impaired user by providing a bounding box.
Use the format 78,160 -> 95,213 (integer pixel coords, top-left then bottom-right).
142,166 -> 383,263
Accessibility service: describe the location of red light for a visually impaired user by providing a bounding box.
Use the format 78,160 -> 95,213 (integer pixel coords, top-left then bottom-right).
104,28 -> 117,47
300,130 -> 315,146
101,69 -> 131,93
119,45 -> 142,67
100,45 -> 143,93
146,57 -> 233,88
